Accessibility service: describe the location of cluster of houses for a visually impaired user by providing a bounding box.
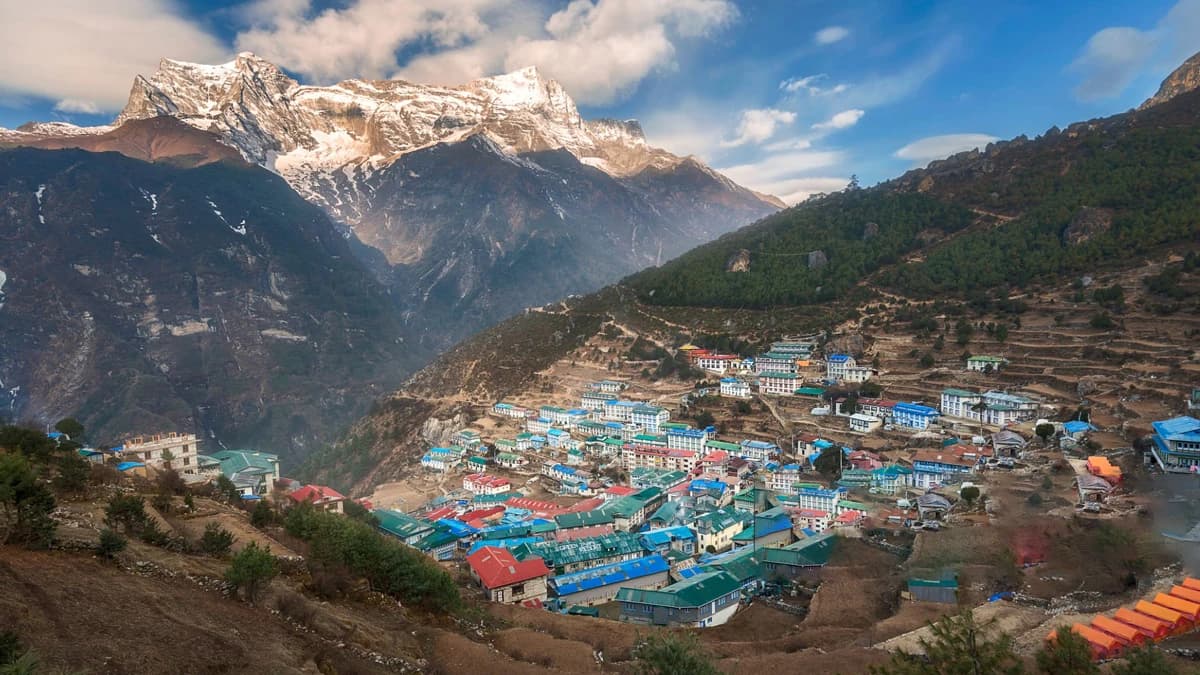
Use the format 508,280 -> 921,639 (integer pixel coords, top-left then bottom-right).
375,478 -> 839,626
74,431 -> 361,514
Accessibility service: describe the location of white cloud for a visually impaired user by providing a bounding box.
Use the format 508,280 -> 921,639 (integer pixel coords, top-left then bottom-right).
812,108 -> 864,131
894,133 -> 998,165
1069,27 -> 1159,101
718,150 -> 844,203
779,73 -> 848,96
236,0 -> 504,83
237,0 -> 738,105
1069,0 -> 1200,101
815,26 -> 849,45
0,0 -> 227,113
721,108 -> 796,147
53,99 -> 103,115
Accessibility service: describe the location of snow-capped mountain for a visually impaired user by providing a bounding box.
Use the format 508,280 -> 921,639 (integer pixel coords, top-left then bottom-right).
114,54 -> 683,199
3,53 -> 780,349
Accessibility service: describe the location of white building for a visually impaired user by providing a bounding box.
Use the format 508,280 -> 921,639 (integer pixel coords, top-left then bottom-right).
825,354 -> 856,381
758,371 -> 800,396
463,473 -> 512,495
794,486 -> 847,513
849,413 -> 882,433
527,417 -> 554,434
593,380 -> 628,393
631,405 -> 671,433
940,389 -> 1038,427
539,406 -> 572,426
737,440 -> 778,464
966,355 -> 1008,372
696,354 -> 740,374
603,400 -> 639,422
755,352 -> 798,374
121,432 -> 200,478
767,464 -> 802,492
719,377 -> 751,398
581,391 -> 618,411
843,366 -> 873,383
667,428 -> 709,453
491,402 -> 528,419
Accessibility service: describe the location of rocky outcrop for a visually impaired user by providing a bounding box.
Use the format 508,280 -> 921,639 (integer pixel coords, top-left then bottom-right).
807,250 -> 829,269
1140,51 -> 1200,110
1063,207 -> 1113,246
725,249 -> 751,272
862,222 -> 879,240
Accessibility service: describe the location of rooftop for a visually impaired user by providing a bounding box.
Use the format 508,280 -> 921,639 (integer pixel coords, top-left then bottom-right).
467,547 -> 550,589
616,570 -> 741,608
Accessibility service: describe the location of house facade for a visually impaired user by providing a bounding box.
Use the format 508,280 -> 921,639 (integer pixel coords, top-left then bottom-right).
892,402 -> 940,430
1150,416 -> 1200,473
758,371 -> 800,396
616,571 -> 742,628
121,432 -> 200,478
755,352 -> 798,374
631,405 -> 671,432
825,354 -> 856,380
966,355 -> 1008,372
719,377 -> 752,398
696,354 -> 740,374
467,547 -> 550,604
849,413 -> 882,433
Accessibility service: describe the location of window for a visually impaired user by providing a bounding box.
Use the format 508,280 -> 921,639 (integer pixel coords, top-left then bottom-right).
182,456 -> 190,466
510,583 -> 525,596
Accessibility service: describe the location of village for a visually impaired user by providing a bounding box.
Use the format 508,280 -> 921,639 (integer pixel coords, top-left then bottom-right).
35,321 -> 1200,665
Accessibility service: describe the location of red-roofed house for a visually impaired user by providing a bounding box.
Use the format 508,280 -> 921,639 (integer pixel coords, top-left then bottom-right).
847,450 -> 883,471
700,450 -> 729,472
563,497 -> 607,513
834,510 -> 866,528
555,524 -> 615,542
289,485 -> 346,513
463,473 -> 512,495
505,497 -> 560,515
466,546 -> 550,604
457,506 -> 506,524
604,485 -> 637,501
793,508 -> 831,533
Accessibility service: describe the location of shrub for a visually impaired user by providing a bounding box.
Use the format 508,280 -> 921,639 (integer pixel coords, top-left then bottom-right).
157,469 -> 186,496
183,494 -> 196,512
1089,312 -> 1115,330
97,528 -> 127,559
960,486 -> 981,505
632,632 -> 720,675
199,522 -> 235,556
919,352 -> 935,368
54,451 -> 91,493
104,495 -> 148,535
1027,493 -> 1043,507
1041,476 -> 1053,490
271,589 -> 319,628
1035,625 -> 1098,674
139,520 -> 174,548
250,500 -> 275,528
151,493 -> 172,514
0,452 -> 57,548
225,542 -> 278,604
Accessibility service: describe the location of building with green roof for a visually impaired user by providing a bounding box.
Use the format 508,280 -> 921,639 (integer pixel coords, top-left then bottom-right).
376,509 -> 435,545
555,510 -> 615,531
692,506 -> 746,553
207,449 -> 280,496
512,531 -> 650,574
616,570 -> 743,627
705,439 -> 741,453
602,486 -> 666,531
757,532 -> 837,579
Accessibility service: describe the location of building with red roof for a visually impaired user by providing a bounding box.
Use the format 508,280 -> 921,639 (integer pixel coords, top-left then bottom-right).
462,473 -> 512,495
288,484 -> 346,513
466,546 -> 550,604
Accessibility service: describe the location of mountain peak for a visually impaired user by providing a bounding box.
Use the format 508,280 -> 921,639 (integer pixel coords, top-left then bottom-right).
1139,50 -> 1200,110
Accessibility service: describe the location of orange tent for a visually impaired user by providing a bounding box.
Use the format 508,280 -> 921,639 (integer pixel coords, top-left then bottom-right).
1113,607 -> 1171,640
1135,600 -> 1189,635
1154,593 -> 1200,622
1071,623 -> 1123,659
1183,577 -> 1200,592
1090,615 -> 1147,647
1170,585 -> 1200,605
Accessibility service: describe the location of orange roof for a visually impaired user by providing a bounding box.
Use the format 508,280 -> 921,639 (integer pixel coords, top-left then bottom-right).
1136,600 -> 1187,628
1071,624 -> 1122,658
1113,608 -> 1170,640
1154,593 -> 1200,620
1183,577 -> 1200,591
1170,585 -> 1200,605
1090,616 -> 1146,646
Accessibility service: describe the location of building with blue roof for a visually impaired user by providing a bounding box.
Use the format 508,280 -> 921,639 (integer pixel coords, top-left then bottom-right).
892,402 -> 940,430
640,526 -> 697,556
1150,416 -> 1200,473
667,427 -> 709,452
548,554 -> 671,607
1062,420 -> 1095,438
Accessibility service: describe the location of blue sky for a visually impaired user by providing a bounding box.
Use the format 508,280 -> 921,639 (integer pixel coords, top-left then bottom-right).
3,0 -> 1198,202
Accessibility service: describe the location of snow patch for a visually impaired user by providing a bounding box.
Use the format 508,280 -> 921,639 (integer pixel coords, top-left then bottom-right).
207,198 -> 246,235
231,219 -> 247,236
0,268 -> 6,310
72,265 -> 99,276
140,188 -> 158,212
261,328 -> 307,342
35,184 -> 45,224
167,319 -> 211,336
